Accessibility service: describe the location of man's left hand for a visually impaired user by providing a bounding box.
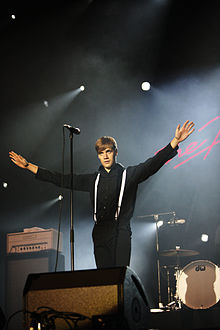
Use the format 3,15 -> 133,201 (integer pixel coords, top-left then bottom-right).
171,120 -> 195,149
175,120 -> 195,143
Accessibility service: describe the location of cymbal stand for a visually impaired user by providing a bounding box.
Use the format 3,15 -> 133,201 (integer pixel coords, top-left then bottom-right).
154,214 -> 163,308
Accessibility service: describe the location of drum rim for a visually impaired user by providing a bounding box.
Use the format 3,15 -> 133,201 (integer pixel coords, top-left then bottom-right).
176,259 -> 220,309
177,259 -> 218,277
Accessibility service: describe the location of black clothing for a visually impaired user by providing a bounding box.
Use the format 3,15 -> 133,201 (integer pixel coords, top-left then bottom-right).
36,143 -> 178,267
94,229 -> 131,268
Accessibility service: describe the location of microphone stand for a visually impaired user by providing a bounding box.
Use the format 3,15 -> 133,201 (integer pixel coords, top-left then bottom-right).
69,131 -> 75,271
64,124 -> 80,271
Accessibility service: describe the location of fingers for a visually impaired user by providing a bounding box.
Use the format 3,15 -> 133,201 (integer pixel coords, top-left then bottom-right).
188,127 -> 195,136
9,151 -> 28,168
9,151 -> 22,159
9,151 -> 19,160
181,120 -> 195,132
10,159 -> 17,165
9,151 -> 25,165
9,151 -> 18,161
182,120 -> 189,129
186,121 -> 195,130
9,152 -> 15,161
9,151 -> 16,157
186,122 -> 195,136
175,120 -> 195,143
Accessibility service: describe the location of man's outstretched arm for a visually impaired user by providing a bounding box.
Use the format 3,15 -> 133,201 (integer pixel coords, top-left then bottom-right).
170,120 -> 195,149
9,151 -> 38,174
130,120 -> 195,183
9,150 -> 93,191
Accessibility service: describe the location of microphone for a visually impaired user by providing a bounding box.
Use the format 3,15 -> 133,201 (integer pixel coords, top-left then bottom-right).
175,219 -> 186,224
64,124 -> 80,135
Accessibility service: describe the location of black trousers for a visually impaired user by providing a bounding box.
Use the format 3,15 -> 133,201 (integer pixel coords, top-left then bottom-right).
93,226 -> 131,268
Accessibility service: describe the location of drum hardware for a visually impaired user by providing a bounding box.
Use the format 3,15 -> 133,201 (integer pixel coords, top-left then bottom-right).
161,264 -> 182,310
161,265 -> 175,306
160,248 -> 200,273
137,211 -> 187,309
160,249 -> 201,310
166,297 -> 182,310
138,212 -> 220,310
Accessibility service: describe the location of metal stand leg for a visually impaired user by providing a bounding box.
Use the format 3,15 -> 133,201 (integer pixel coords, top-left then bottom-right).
154,215 -> 163,308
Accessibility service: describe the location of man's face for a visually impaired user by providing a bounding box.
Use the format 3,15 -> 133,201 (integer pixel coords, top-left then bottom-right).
97,147 -> 117,172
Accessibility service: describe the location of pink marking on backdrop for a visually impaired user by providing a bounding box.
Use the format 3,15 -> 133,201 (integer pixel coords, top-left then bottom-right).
198,116 -> 220,132
203,129 -> 220,160
154,116 -> 220,169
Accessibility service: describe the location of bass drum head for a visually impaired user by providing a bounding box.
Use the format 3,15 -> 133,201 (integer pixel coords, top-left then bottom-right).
176,260 -> 220,309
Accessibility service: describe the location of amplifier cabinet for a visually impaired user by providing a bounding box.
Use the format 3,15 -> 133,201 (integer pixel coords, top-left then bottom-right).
5,250 -> 64,330
7,228 -> 62,254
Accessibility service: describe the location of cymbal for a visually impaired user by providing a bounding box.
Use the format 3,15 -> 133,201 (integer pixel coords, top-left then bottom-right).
160,249 -> 199,257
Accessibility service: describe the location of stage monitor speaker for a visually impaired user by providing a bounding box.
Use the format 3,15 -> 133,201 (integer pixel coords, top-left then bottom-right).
24,266 -> 150,329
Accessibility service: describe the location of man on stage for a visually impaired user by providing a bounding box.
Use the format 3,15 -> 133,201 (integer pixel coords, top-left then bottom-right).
9,120 -> 195,268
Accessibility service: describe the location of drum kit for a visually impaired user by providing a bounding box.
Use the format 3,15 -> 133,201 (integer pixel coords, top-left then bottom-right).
160,248 -> 220,310
139,212 -> 220,310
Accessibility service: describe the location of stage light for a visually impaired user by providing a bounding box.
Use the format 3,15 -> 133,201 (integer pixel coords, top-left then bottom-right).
3,182 -> 8,188
201,234 -> 208,242
58,195 -> 63,200
157,220 -> 163,228
80,85 -> 85,91
141,81 -> 151,91
43,100 -> 49,107
11,14 -> 16,20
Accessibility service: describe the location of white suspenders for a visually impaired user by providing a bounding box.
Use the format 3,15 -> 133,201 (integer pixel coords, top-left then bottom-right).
93,169 -> 127,223
94,173 -> 100,223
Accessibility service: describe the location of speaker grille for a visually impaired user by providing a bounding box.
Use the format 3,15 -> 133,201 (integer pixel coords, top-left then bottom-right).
27,285 -> 119,314
24,267 -> 149,329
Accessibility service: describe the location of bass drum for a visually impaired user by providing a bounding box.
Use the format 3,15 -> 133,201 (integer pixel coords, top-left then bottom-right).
176,260 -> 220,309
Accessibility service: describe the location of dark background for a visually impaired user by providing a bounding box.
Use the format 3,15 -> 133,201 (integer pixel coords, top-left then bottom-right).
1,0 -> 220,315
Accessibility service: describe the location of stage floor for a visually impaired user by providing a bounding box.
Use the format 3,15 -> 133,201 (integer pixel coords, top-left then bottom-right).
149,307 -> 220,330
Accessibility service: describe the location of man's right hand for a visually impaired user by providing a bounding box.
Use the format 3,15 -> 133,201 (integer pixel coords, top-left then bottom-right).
9,151 -> 29,168
9,151 -> 38,174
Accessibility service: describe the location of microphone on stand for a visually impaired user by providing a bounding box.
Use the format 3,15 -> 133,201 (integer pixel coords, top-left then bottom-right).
167,211 -> 186,225
63,124 -> 80,270
64,124 -> 80,135
175,219 -> 186,224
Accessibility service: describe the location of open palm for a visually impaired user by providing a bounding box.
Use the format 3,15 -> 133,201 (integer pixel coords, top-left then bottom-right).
175,120 -> 195,143
9,151 -> 28,168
